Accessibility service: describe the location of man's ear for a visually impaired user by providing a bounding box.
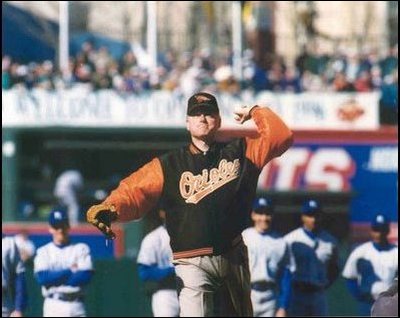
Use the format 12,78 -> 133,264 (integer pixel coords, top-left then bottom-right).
186,117 -> 190,131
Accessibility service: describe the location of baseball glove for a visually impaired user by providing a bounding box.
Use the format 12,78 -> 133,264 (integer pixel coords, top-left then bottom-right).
86,203 -> 118,239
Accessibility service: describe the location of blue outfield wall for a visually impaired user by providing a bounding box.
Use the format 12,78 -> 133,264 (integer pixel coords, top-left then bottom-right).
253,129 -> 398,239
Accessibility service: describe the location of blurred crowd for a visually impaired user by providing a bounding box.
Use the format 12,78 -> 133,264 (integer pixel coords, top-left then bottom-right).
2,42 -> 398,124
2,41 -> 397,94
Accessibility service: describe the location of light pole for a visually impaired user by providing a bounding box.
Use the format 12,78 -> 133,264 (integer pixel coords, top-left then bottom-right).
232,1 -> 243,81
59,1 -> 69,78
147,1 -> 157,72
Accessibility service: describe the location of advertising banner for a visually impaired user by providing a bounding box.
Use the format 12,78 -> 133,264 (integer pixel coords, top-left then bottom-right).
2,89 -> 380,130
257,131 -> 397,226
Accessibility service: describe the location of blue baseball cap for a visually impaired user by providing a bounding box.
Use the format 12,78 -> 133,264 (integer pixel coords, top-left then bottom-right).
48,207 -> 69,228
371,214 -> 390,232
302,199 -> 322,216
252,197 -> 274,215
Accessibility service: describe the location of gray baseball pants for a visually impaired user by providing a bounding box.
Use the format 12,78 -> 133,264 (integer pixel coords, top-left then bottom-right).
173,240 -> 253,317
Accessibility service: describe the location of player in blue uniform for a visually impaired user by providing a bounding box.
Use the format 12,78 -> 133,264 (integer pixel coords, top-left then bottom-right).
284,199 -> 340,316
242,197 -> 293,317
343,214 -> 398,316
137,209 -> 179,317
34,208 -> 94,317
2,236 -> 28,317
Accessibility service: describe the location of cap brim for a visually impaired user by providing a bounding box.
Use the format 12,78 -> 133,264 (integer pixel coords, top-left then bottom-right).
50,221 -> 69,228
302,211 -> 322,216
371,224 -> 389,232
188,104 -> 219,116
253,208 -> 273,215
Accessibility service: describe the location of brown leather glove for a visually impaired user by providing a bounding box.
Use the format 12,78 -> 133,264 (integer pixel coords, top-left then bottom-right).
86,203 -> 118,239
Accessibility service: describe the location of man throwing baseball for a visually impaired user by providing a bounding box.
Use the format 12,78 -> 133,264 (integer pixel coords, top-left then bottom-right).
86,92 -> 293,316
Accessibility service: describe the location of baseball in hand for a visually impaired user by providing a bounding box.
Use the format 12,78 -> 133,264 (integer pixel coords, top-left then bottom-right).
233,105 -> 254,124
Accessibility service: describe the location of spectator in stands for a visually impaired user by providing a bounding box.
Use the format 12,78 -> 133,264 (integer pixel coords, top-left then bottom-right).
266,61 -> 285,91
345,52 -> 361,83
332,72 -> 355,92
380,45 -> 398,77
214,65 -> 240,95
301,70 -> 325,92
328,50 -> 347,76
79,40 -> 96,70
92,65 -> 113,90
93,46 -> 114,71
354,70 -> 373,92
119,51 -> 138,74
370,66 -> 383,89
74,53 -> 93,85
34,60 -> 55,90
379,69 -> 398,125
9,63 -> 28,89
2,41 -> 398,124
279,67 -> 302,93
250,64 -> 268,93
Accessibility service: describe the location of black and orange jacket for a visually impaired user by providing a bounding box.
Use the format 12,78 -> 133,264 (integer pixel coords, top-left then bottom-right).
104,107 -> 293,259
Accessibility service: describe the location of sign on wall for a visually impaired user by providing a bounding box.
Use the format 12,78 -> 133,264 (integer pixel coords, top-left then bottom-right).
2,89 -> 380,130
258,133 -> 398,223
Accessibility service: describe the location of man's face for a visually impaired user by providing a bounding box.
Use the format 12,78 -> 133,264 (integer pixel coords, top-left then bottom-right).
49,223 -> 70,244
251,212 -> 272,233
186,110 -> 221,140
301,214 -> 321,231
370,229 -> 389,244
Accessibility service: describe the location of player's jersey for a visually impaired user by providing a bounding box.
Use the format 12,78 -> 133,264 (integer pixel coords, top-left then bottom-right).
104,107 -> 293,260
137,225 -> 173,269
34,242 -> 93,297
284,228 -> 338,288
2,237 -> 25,316
242,228 -> 293,283
137,225 -> 179,317
342,241 -> 398,300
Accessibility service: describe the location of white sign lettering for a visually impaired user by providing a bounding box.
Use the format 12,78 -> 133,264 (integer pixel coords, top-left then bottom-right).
258,148 -> 355,191
2,89 -> 380,129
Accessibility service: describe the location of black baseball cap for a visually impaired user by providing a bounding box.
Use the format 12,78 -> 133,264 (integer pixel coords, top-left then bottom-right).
252,197 -> 274,215
302,199 -> 322,216
187,92 -> 219,116
48,207 -> 69,228
371,214 -> 390,232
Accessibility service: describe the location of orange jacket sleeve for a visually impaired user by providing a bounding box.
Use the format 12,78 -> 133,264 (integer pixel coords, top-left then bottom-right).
103,158 -> 164,222
245,106 -> 294,169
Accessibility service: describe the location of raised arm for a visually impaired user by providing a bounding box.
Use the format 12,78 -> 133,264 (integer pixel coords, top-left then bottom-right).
245,106 -> 293,169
